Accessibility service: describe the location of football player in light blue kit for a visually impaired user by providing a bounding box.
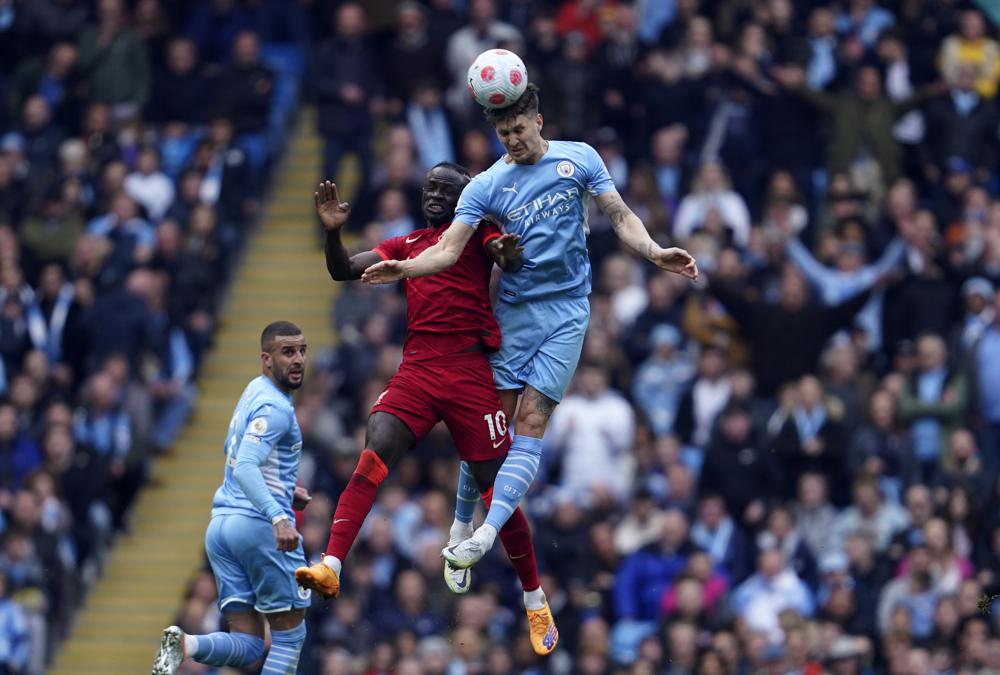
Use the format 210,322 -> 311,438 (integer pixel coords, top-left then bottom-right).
152,321 -> 311,675
364,84 -> 699,570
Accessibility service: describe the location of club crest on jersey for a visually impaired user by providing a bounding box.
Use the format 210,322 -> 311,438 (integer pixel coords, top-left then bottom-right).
556,161 -> 575,178
249,417 -> 268,435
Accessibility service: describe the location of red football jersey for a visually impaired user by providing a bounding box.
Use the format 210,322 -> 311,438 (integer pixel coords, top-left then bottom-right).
374,221 -> 502,360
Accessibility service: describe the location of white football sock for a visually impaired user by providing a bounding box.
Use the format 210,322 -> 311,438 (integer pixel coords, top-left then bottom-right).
449,520 -> 474,546
322,555 -> 342,575
524,587 -> 546,610
473,523 -> 498,550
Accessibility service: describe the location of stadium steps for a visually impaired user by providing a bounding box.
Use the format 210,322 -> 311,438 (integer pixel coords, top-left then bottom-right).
48,109 -> 336,673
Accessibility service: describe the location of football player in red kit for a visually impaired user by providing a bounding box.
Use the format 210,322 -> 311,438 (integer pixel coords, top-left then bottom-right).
295,163 -> 558,655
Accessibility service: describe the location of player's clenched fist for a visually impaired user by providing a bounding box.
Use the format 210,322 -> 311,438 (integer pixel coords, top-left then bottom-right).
362,259 -> 407,284
273,518 -> 301,552
315,180 -> 351,231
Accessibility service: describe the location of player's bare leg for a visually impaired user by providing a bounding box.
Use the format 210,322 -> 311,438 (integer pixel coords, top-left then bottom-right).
443,385 -> 554,569
296,412 -> 412,597
152,610 -> 265,675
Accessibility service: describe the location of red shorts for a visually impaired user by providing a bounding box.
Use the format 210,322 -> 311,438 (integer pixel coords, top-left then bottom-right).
371,351 -> 511,462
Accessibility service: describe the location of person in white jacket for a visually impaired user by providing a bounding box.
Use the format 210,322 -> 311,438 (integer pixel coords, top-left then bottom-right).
673,162 -> 751,248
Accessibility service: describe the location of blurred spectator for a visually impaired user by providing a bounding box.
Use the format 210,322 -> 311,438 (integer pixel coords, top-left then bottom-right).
898,333 -> 968,480
444,0 -> 522,116
313,3 -> 378,196
709,265 -> 872,397
632,324 -> 694,438
794,472 -> 839,559
673,162 -> 751,249
675,346 -> 731,448
545,362 -> 635,501
124,146 -> 174,222
150,36 -> 204,124
730,548 -> 814,640
0,572 -> 29,674
848,389 -> 918,504
214,30 -> 273,175
614,508 -> 691,623
833,475 -> 909,553
77,0 -> 150,121
406,82 -> 456,171
383,2 -> 447,106
972,289 -> 1000,471
937,9 -> 1000,99
184,0 -> 253,67
920,62 -> 997,186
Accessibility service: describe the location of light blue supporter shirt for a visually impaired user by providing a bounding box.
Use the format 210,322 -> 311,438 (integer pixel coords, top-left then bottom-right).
211,375 -> 303,523
454,140 -> 616,303
977,327 -> 1000,423
912,368 -> 946,462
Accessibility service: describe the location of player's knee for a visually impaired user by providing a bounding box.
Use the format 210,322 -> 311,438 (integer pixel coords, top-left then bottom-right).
516,408 -> 549,437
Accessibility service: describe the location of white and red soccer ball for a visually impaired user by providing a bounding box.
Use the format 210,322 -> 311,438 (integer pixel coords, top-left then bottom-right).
466,49 -> 529,109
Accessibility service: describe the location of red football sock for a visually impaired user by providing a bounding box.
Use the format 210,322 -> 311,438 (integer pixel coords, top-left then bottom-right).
325,449 -> 388,560
482,487 -> 540,592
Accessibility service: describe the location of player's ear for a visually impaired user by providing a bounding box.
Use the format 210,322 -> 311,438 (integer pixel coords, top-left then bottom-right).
535,113 -> 543,131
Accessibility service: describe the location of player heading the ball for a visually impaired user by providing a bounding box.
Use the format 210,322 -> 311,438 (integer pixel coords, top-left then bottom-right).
363,74 -> 698,573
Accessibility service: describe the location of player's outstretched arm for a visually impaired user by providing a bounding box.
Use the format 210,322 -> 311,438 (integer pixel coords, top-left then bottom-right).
596,191 -> 699,280
362,220 -> 475,284
315,180 -> 382,281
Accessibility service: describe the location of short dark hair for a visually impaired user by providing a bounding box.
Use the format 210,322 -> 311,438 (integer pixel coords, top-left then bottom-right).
261,321 -> 302,351
483,83 -> 540,126
430,161 -> 471,182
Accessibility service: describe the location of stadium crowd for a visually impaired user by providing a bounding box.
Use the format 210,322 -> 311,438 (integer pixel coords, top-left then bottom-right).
274,0 -> 1000,674
0,0 -> 304,671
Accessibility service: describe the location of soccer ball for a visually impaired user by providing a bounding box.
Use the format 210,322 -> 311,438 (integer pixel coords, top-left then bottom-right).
466,49 -> 528,109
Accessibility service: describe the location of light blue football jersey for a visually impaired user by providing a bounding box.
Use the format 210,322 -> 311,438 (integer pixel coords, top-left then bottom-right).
454,140 -> 615,303
211,375 -> 303,523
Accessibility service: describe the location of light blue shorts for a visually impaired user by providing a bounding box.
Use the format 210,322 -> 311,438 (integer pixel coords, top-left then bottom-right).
205,513 -> 311,614
489,296 -> 590,403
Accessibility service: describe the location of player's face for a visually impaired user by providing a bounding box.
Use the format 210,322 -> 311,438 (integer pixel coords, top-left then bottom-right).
421,166 -> 465,226
494,113 -> 544,163
263,334 -> 307,391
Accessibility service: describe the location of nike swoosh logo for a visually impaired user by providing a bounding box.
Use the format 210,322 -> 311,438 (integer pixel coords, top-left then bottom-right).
492,437 -> 506,449
405,234 -> 423,243
455,569 -> 468,589
333,518 -> 350,524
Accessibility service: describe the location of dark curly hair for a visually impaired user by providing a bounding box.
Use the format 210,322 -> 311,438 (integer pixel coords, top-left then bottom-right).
483,83 -> 540,126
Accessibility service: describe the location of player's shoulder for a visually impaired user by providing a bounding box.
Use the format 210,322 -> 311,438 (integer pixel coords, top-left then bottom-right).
550,140 -> 600,162
472,159 -> 508,184
247,377 -> 293,415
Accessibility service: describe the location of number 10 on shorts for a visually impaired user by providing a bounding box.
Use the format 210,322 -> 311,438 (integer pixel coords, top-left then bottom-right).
484,411 -> 508,440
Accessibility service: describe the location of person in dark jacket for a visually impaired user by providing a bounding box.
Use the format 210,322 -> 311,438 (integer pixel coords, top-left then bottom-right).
699,402 -> 779,528
212,30 -> 273,176
312,3 -> 380,197
920,63 -> 998,186
708,265 -> 874,397
774,375 -> 850,505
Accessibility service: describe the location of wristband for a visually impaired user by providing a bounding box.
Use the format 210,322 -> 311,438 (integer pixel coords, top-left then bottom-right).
271,514 -> 289,525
